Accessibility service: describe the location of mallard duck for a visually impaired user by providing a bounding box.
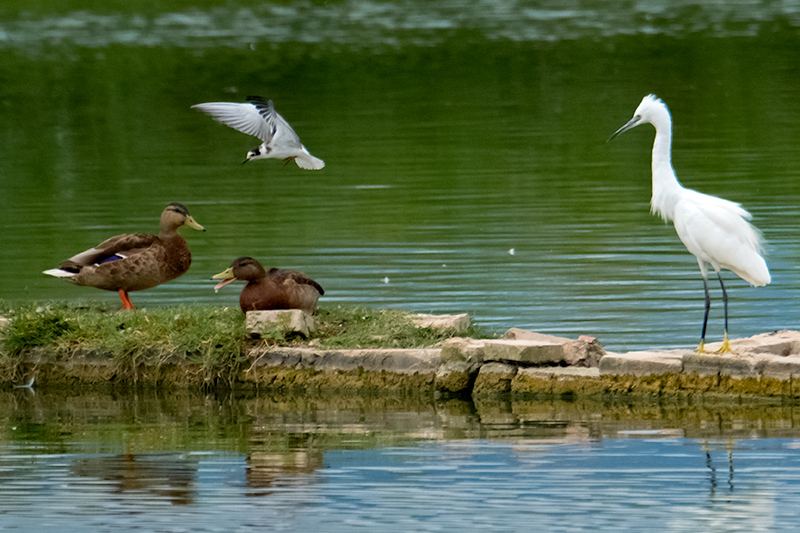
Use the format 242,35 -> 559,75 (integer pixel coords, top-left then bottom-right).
191,96 -> 325,169
212,257 -> 324,313
43,203 -> 205,309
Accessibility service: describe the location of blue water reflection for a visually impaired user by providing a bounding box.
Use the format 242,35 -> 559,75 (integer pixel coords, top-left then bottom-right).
1,437 -> 799,531
4,388 -> 800,531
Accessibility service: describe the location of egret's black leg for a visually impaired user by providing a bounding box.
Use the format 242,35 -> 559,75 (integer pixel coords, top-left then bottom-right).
698,276 -> 711,353
717,272 -> 729,335
716,272 -> 732,353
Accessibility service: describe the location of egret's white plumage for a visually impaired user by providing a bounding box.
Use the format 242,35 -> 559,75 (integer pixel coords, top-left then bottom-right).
609,94 -> 770,353
192,96 -> 325,170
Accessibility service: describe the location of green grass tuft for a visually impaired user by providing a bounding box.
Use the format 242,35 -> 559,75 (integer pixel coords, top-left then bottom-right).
2,306 -> 74,356
311,305 -> 491,349
1,301 -> 248,382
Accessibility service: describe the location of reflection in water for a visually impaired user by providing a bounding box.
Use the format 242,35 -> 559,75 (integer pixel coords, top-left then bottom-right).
0,390 -> 799,529
704,440 -> 735,496
71,454 -> 196,505
246,431 -> 324,493
247,449 -> 322,491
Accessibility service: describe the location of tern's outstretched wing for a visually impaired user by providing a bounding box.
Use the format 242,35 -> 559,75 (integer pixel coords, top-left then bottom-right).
246,96 -> 302,144
192,101 -> 275,143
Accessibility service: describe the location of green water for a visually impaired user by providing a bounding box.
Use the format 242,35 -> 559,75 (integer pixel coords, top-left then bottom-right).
2,1 -> 800,351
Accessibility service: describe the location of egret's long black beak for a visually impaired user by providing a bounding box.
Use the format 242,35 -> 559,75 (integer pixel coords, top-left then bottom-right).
607,116 -> 641,142
241,158 -> 249,165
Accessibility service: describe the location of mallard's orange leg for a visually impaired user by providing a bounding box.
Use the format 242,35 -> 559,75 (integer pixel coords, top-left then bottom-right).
118,290 -> 135,310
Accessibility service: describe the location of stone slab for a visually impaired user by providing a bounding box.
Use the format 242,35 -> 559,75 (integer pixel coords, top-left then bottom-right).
249,347 -> 441,375
504,328 -> 604,367
440,337 -> 486,368
703,330 -> 800,356
518,366 -> 601,379
246,310 -> 316,338
759,354 -> 800,381
473,362 -> 518,393
435,360 -> 473,394
512,367 -> 602,397
599,350 -> 684,377
412,313 -> 471,334
482,339 -> 564,365
683,352 -> 758,378
504,328 -> 573,344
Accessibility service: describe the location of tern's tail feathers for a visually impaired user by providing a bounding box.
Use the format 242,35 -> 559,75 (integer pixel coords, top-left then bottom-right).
295,150 -> 325,170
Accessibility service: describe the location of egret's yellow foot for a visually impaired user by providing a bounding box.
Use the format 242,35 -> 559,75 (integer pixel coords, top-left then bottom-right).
716,334 -> 732,354
695,340 -> 706,354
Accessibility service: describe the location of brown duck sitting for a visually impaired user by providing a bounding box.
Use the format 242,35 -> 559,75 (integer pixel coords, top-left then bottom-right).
43,203 -> 205,309
212,257 -> 324,313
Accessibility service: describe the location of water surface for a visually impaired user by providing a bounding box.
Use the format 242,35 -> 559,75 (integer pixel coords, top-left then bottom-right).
2,389 -> 800,531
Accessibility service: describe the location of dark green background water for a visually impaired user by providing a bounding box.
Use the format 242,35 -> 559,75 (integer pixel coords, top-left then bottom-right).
2,1 -> 800,350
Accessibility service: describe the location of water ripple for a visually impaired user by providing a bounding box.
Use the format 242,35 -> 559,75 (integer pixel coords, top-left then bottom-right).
2,1 -> 800,50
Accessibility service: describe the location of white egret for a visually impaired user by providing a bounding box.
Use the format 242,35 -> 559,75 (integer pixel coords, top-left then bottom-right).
192,96 -> 325,169
609,94 -> 770,353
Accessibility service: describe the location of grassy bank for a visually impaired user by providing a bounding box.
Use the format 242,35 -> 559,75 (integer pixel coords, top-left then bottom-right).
0,301 -> 493,386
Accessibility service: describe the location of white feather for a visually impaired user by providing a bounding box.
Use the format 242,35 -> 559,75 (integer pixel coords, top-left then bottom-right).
43,268 -> 76,278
